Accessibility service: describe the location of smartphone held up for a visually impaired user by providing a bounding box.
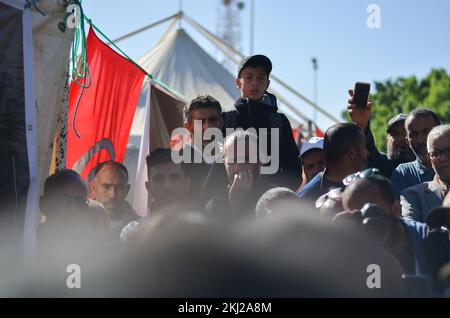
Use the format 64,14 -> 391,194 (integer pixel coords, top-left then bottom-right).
353,82 -> 371,108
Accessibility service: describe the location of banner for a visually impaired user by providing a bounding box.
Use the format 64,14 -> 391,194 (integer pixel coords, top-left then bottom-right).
0,0 -> 37,256
67,27 -> 145,182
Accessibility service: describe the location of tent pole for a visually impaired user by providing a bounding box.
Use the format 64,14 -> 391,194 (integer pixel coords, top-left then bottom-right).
178,0 -> 183,28
111,13 -> 181,44
250,0 -> 254,55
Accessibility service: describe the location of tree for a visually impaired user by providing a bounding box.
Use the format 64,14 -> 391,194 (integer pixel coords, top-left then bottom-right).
343,68 -> 450,152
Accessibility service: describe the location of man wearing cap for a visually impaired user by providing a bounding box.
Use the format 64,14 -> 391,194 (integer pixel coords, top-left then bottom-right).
299,137 -> 326,185
386,114 -> 415,163
222,55 -> 302,191
298,123 -> 368,205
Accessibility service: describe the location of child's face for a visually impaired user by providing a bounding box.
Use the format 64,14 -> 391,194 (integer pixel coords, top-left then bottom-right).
235,66 -> 270,101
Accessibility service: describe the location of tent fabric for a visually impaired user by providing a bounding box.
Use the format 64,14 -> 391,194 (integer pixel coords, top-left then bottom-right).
30,0 -> 75,193
137,28 -> 240,112
67,27 -> 146,181
0,0 -> 38,257
0,0 -> 30,242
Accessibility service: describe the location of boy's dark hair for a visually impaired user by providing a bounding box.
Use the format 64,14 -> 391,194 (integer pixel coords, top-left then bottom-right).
93,160 -> 129,181
146,148 -> 189,177
406,108 -> 441,126
43,169 -> 86,197
324,123 -> 364,165
256,187 -> 300,218
344,175 -> 396,207
183,95 -> 222,123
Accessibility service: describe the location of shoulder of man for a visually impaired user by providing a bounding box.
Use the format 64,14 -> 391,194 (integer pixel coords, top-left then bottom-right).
222,110 -> 239,129
298,173 -> 322,199
395,161 -> 420,176
401,182 -> 429,196
400,183 -> 426,219
88,199 -> 106,214
111,201 -> 140,226
391,162 -> 417,189
268,111 -> 284,129
402,218 -> 429,242
120,217 -> 147,243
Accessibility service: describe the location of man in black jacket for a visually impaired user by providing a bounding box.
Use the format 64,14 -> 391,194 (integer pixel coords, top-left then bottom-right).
222,55 -> 302,190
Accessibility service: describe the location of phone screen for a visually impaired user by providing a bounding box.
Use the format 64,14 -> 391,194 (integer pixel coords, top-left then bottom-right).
354,82 -> 371,108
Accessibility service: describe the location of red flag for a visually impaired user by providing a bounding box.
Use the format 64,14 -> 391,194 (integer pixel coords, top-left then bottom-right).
292,128 -> 298,143
66,28 -> 145,181
315,126 -> 325,138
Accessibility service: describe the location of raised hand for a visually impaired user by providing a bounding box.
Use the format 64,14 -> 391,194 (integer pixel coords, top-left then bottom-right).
347,89 -> 372,130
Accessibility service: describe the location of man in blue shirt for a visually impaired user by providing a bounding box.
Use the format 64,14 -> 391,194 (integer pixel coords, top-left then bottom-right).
298,123 -> 368,204
390,108 -> 441,197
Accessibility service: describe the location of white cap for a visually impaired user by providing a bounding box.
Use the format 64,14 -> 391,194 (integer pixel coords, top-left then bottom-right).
300,137 -> 324,157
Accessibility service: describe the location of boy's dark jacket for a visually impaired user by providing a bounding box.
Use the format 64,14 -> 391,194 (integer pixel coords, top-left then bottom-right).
222,92 -> 302,190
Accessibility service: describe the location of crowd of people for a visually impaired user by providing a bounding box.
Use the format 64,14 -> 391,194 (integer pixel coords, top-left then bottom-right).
11,54 -> 450,297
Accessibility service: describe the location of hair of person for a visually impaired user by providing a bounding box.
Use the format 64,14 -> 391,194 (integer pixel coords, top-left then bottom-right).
256,187 -> 300,217
324,123 -> 363,165
146,148 -> 189,177
223,129 -> 259,152
93,160 -> 129,181
183,95 -> 222,123
427,124 -> 450,151
406,108 -> 441,126
343,175 -> 396,207
43,169 -> 85,196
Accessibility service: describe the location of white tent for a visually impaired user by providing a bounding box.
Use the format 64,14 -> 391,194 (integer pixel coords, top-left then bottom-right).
138,28 -> 240,111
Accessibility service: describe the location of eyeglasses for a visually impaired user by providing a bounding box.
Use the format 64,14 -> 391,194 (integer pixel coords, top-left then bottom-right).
428,147 -> 450,161
315,187 -> 343,209
342,168 -> 382,186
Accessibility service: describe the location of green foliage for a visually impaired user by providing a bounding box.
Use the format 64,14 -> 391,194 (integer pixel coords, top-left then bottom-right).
343,68 -> 450,152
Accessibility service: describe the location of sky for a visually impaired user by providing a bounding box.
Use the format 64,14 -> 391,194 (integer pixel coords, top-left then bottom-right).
82,0 -> 450,131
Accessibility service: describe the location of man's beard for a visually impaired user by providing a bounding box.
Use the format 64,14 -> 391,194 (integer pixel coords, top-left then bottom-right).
389,148 -> 416,163
411,146 -> 429,165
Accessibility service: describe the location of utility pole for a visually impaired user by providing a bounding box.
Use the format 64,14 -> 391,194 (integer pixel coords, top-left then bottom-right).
250,0 -> 254,54
216,0 -> 244,70
311,57 -> 318,130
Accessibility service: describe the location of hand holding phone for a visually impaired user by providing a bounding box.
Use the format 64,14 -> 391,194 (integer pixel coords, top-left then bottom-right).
347,83 -> 372,130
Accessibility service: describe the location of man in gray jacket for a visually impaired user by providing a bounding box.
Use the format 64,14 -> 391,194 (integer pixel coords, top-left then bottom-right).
401,125 -> 450,222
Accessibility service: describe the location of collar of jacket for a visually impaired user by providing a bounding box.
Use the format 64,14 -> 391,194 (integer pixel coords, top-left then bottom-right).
433,174 -> 450,197
235,92 -> 279,113
413,158 -> 430,175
